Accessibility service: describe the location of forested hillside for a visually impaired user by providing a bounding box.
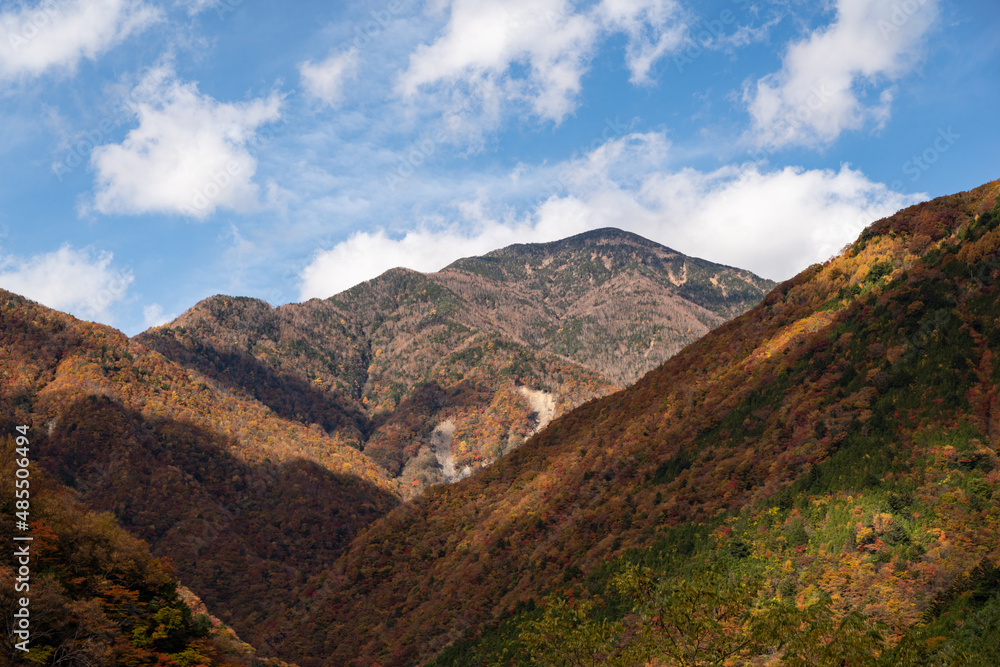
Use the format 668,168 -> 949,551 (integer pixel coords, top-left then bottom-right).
138,229 -> 773,492
0,435 -> 295,666
12,181 -> 1000,667
0,228 -> 771,664
0,293 -> 399,656
266,181 -> 1000,666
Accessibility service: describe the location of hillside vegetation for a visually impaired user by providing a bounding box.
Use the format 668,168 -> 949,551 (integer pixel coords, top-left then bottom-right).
0,292 -> 398,656
267,181 -> 1000,666
0,434 -> 296,666
0,229 -> 770,663
138,229 -> 773,492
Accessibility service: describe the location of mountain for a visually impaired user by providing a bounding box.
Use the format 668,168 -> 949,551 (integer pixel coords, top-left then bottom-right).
0,434 -> 294,666
0,228 -> 772,663
137,229 -> 774,491
0,290 -> 398,656
20,179 -> 1000,667
262,180 -> 1000,665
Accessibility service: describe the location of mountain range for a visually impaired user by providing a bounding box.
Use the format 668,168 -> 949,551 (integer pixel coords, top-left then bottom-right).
0,228 -> 772,663
266,179 -> 1000,665
137,228 -> 773,492
3,180 -> 1000,665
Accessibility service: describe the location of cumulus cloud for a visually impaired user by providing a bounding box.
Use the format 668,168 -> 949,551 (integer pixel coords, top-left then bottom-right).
89,66 -> 282,218
300,48 -> 360,108
745,0 -> 939,149
628,164 -> 919,277
0,0 -> 160,80
396,0 -> 685,124
300,224 -> 533,300
299,132 -> 921,299
0,245 -> 132,321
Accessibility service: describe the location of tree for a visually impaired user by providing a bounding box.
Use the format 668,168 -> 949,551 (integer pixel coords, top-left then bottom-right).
612,563 -> 767,666
518,563 -> 889,667
519,597 -> 622,666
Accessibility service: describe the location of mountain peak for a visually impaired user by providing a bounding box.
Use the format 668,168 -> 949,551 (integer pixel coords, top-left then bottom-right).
442,227 -> 679,270
266,178 -> 1000,667
166,294 -> 276,337
501,226 -> 672,252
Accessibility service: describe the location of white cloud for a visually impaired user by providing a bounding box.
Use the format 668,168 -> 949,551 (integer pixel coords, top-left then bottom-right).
597,0 -> 687,84
629,163 -> 920,278
89,66 -> 282,218
0,0 -> 160,80
299,48 -> 360,108
299,132 -> 922,299
299,224 -> 533,300
0,245 -> 132,321
142,302 -> 172,328
745,0 -> 939,148
396,0 -> 685,125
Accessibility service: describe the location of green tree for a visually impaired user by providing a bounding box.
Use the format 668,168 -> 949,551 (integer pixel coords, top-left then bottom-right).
518,563 -> 890,666
520,596 -> 622,666
611,564 -> 767,666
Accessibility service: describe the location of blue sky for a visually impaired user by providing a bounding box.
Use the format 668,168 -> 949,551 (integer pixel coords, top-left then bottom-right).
0,0 -> 997,335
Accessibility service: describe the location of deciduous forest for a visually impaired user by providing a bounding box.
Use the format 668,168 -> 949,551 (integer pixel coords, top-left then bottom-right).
3,181 -> 1000,666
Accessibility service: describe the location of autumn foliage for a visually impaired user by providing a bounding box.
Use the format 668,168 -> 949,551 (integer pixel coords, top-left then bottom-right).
136,229 -> 772,490
269,181 -> 1000,665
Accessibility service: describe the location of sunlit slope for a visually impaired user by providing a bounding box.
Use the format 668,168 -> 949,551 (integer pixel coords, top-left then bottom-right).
273,181 -> 1000,665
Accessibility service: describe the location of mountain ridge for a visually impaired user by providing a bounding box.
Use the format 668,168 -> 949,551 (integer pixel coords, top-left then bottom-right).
0,288 -> 399,654
6,183 -> 1000,665
139,228 -> 775,488
0,226 -> 774,660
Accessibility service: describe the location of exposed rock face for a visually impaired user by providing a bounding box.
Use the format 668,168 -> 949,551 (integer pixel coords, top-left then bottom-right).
429,420 -> 464,481
518,386 -> 555,433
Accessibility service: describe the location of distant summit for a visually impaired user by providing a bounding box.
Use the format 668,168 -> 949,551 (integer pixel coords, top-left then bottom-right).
139,228 -> 775,489
443,226 -> 772,327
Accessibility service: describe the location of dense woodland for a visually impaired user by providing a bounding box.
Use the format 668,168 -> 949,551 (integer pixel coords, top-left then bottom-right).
0,292 -> 397,659
0,435 -> 294,666
4,182 -> 1000,665
266,181 -> 1000,665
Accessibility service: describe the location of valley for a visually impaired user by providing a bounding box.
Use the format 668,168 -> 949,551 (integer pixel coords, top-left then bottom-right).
0,227 -> 772,663
4,181 -> 1000,665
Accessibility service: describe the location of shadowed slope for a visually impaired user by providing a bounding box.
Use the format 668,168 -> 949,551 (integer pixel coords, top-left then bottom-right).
0,291 -> 399,653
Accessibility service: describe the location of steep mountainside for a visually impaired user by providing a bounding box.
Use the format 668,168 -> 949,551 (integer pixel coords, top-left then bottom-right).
0,293 -> 399,654
267,181 -> 1000,666
138,229 -> 773,490
0,435 -> 293,666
